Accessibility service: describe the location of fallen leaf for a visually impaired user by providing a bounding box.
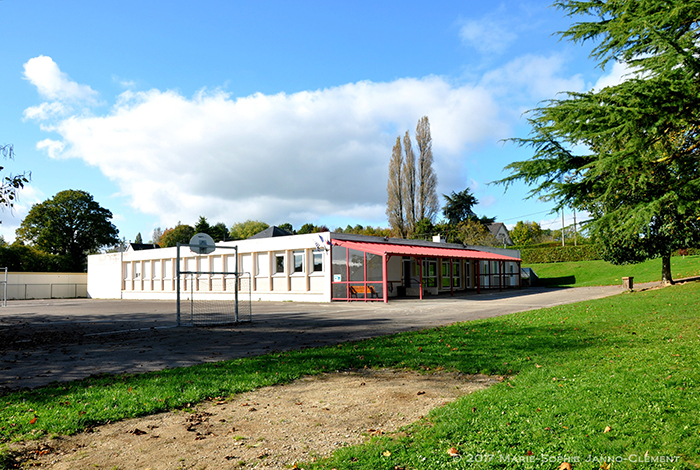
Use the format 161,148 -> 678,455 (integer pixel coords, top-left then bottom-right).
600,462 -> 611,470
447,447 -> 460,457
29,417 -> 37,425
536,364 -> 542,368
558,463 -> 572,470
603,425 -> 611,433
382,450 -> 392,457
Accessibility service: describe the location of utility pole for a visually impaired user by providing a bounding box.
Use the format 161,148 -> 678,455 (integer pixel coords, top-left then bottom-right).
561,209 -> 565,247
573,209 -> 577,246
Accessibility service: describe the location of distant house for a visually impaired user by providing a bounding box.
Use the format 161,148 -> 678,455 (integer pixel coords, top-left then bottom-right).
487,223 -> 514,246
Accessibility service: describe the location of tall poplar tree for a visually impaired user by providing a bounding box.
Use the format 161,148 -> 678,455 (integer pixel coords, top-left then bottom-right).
386,137 -> 406,237
415,116 -> 439,224
497,0 -> 700,284
402,130 -> 417,236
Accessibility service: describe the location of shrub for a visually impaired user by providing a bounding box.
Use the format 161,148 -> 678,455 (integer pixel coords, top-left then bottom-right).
520,245 -> 601,264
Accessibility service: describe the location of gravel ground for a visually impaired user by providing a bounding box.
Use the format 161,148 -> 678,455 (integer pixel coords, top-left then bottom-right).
10,369 -> 500,469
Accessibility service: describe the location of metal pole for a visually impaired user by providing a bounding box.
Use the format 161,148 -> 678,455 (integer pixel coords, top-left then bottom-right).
419,257 -> 423,300
234,245 -> 239,323
573,209 -> 577,246
450,259 -> 454,297
476,261 -> 481,294
363,252 -> 368,302
3,267 -> 6,307
382,254 -> 388,303
176,243 -> 181,327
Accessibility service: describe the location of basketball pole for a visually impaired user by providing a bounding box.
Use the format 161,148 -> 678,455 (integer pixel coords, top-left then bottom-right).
234,245 -> 239,323
176,242 -> 181,327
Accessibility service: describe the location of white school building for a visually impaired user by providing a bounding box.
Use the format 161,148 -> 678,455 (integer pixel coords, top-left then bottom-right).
87,230 -> 522,303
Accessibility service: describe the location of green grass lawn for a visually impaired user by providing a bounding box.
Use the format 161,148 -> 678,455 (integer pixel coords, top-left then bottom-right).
2,282 -> 700,469
526,255 -> 700,287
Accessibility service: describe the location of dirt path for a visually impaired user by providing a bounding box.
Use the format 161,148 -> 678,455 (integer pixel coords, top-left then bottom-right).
11,369 -> 499,469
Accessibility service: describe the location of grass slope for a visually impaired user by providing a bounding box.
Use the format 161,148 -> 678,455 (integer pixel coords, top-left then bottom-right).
527,255 -> 700,287
2,283 -> 700,469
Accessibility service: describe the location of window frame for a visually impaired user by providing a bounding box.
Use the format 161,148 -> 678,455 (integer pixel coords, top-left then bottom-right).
292,250 -> 304,274
274,253 -> 286,275
312,251 -> 324,273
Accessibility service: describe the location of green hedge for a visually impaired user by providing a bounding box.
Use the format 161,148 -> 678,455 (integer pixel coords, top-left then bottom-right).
521,245 -> 700,264
520,245 -> 601,264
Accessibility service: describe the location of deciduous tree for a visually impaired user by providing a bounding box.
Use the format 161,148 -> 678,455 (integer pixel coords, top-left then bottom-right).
278,222 -> 294,234
510,221 -> 544,246
415,116 -> 439,223
386,136 -> 406,237
16,190 -> 120,271
151,227 -> 163,245
497,0 -> 700,283
402,131 -> 417,236
228,220 -> 269,240
0,144 -> 30,213
457,220 -> 501,247
159,224 -> 195,248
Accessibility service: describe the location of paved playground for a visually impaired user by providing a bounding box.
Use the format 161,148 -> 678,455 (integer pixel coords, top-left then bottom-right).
0,284 -> 637,392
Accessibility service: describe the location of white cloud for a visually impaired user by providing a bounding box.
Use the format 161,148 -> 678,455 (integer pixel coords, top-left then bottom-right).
24,52 -> 592,230
30,75 -> 506,228
23,55 -> 98,102
592,61 -> 640,91
23,101 -> 66,121
460,19 -> 517,55
36,139 -> 65,159
481,54 -> 586,101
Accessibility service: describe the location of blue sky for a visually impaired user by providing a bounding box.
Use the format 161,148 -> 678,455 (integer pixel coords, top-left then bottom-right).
1,0 -> 627,243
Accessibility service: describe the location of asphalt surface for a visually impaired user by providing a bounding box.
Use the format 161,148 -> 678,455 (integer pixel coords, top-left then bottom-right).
0,284 -> 642,392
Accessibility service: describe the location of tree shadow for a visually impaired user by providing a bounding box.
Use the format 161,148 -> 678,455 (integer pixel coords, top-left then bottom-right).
538,275 -> 576,287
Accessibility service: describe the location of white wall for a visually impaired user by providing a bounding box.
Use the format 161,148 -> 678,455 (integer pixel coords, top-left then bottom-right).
4,272 -> 88,300
87,253 -> 123,299
87,233 -> 332,302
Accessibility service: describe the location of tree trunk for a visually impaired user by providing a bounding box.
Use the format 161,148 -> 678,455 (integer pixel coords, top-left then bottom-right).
661,254 -> 673,285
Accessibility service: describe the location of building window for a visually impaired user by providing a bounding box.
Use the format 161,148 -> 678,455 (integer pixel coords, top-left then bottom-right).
293,251 -> 303,273
275,254 -> 285,274
414,260 -> 437,288
312,252 -> 323,272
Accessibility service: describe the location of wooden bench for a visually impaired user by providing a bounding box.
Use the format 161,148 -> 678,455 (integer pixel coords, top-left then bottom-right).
349,285 -> 379,298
